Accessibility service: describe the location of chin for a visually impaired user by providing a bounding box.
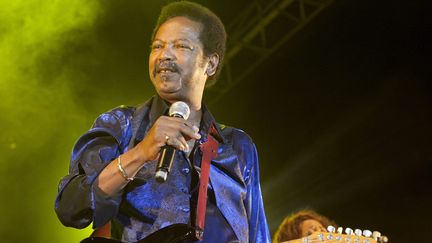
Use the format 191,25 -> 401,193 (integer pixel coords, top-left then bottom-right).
159,84 -> 181,93
157,89 -> 179,99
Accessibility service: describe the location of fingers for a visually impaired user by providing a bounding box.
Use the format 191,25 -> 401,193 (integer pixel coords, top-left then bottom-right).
173,117 -> 201,140
155,116 -> 201,151
136,116 -> 202,162
166,134 -> 190,152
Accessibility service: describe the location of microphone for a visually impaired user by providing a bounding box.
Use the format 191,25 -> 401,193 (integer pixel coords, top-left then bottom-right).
155,101 -> 190,183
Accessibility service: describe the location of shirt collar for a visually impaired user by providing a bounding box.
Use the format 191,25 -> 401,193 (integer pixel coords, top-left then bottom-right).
148,95 -> 226,144
199,104 -> 226,144
148,94 -> 169,128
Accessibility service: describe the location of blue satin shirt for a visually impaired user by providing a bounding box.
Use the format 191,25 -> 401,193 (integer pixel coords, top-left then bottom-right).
55,95 -> 270,243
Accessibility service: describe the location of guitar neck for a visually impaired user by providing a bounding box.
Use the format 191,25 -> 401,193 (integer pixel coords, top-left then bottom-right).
283,232 -> 378,243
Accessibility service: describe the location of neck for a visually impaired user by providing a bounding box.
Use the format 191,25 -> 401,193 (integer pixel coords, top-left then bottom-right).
187,106 -> 202,127
173,93 -> 203,125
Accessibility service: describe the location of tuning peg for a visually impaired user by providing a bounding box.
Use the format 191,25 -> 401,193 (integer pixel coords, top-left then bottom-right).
354,229 -> 362,236
380,235 -> 389,243
345,227 -> 353,235
372,231 -> 381,240
337,227 -> 343,234
362,230 -> 372,237
327,225 -> 336,233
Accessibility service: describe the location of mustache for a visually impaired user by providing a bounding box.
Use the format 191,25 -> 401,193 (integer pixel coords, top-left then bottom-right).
153,61 -> 181,76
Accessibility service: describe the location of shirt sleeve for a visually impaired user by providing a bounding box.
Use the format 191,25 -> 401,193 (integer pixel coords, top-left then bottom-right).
54,108 -> 133,229
245,143 -> 271,243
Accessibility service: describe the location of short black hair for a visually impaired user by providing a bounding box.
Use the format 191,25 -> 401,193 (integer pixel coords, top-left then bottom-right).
151,1 -> 227,87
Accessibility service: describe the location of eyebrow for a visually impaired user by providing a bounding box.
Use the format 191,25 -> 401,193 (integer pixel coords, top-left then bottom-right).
152,38 -> 192,43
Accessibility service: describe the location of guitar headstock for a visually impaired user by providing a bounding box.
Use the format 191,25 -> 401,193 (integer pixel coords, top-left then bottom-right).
282,226 -> 389,243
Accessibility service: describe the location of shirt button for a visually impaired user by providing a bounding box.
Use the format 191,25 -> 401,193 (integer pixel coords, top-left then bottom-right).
181,167 -> 190,174
179,206 -> 190,213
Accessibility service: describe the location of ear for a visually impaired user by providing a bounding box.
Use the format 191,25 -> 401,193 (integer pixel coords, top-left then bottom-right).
206,53 -> 220,77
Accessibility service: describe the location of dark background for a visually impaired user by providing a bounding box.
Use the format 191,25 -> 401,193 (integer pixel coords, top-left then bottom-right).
0,0 -> 430,242
215,1 -> 431,242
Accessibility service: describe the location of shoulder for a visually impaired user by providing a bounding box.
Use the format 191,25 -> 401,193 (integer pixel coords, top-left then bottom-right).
93,105 -> 136,128
218,124 -> 258,166
75,106 -> 138,150
218,124 -> 255,148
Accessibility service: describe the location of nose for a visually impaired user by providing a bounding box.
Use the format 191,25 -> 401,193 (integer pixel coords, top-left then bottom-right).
158,45 -> 175,61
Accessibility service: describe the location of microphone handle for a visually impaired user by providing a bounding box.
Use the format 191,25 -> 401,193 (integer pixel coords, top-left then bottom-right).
155,145 -> 177,183
155,113 -> 185,183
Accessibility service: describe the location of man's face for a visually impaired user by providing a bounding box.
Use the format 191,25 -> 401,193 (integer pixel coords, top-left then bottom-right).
149,16 -> 208,104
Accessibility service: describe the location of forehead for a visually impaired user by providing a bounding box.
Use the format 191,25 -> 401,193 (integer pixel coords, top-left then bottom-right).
153,16 -> 202,43
301,219 -> 323,228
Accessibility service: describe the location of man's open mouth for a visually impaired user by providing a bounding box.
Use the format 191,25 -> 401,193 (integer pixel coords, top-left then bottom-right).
158,68 -> 176,73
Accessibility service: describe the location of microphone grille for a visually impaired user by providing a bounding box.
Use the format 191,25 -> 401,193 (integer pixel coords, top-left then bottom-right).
169,101 -> 190,119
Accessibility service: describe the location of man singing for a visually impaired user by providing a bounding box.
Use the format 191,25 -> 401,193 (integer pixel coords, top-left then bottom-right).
55,1 -> 270,242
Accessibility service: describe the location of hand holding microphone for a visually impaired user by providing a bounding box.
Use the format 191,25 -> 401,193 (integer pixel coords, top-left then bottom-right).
133,101 -> 200,181
155,101 -> 193,182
